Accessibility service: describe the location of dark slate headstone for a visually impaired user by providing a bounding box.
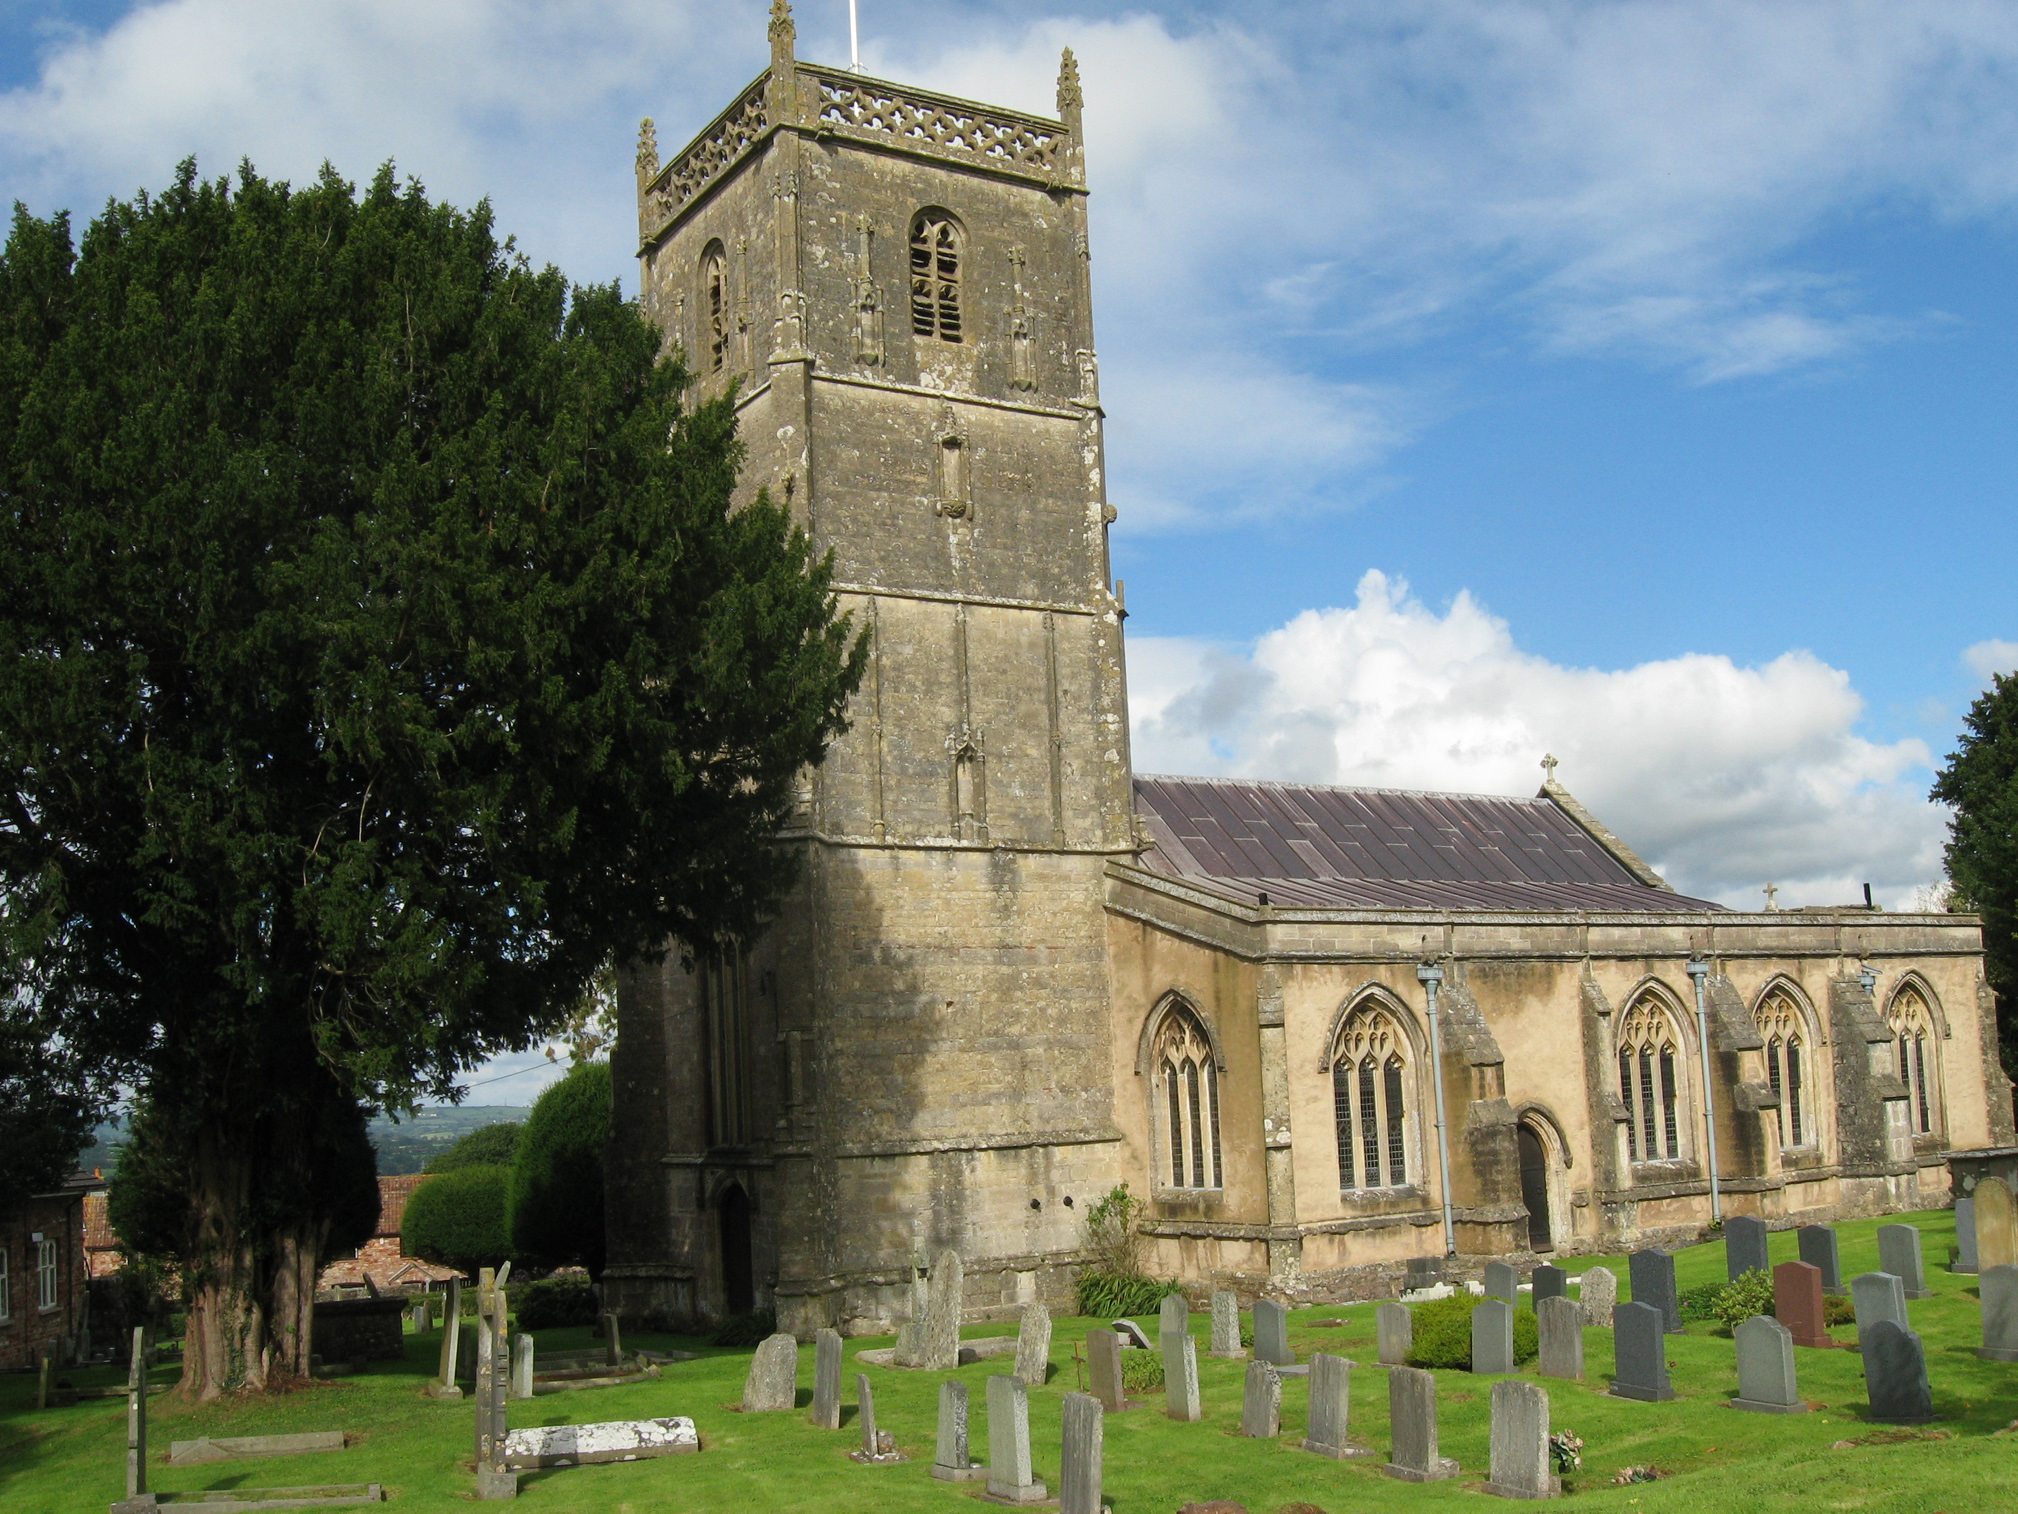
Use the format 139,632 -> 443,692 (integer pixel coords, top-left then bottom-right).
1252,1298 -> 1293,1366
1731,1316 -> 1806,1414
1629,1249 -> 1681,1335
1863,1320 -> 1936,1424
1852,1272 -> 1908,1343
1377,1301 -> 1412,1366
1607,1302 -> 1674,1402
1471,1299 -> 1514,1377
1878,1225 -> 1932,1300
1955,1197 -> 1979,1275
1530,1264 -> 1567,1305
1482,1260 -> 1519,1305
1798,1225 -> 1844,1295
1773,1260 -> 1834,1350
1977,1264 -> 2018,1362
1725,1215 -> 1770,1281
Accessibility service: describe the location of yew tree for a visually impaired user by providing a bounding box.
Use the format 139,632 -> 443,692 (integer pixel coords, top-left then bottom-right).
0,162 -> 863,1396
1933,671 -> 2018,1074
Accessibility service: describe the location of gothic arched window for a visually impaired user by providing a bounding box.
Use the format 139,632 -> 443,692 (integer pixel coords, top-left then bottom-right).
1331,1003 -> 1411,1192
700,243 -> 728,372
1152,1004 -> 1222,1191
1887,985 -> 1940,1136
909,211 -> 963,342
1617,994 -> 1689,1163
1753,986 -> 1813,1148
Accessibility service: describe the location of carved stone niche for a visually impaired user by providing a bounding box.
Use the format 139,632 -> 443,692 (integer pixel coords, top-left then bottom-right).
932,409 -> 971,520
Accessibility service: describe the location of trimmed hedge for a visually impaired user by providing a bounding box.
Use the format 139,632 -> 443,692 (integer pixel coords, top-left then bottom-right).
510,1062 -> 610,1277
402,1165 -> 511,1280
515,1275 -> 599,1330
425,1122 -> 521,1174
1404,1292 -> 1539,1369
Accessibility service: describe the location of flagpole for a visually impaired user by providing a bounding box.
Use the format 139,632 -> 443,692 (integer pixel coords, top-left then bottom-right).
849,0 -> 861,70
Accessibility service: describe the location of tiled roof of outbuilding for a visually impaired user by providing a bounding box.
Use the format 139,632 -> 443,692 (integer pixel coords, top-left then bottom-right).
1132,774 -> 1726,915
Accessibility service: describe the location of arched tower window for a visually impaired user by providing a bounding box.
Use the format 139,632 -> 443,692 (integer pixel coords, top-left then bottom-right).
1753,986 -> 1813,1148
1617,993 -> 1689,1163
1151,1004 -> 1221,1191
1331,1002 -> 1411,1192
700,243 -> 728,372
909,212 -> 963,342
1887,984 -> 1940,1136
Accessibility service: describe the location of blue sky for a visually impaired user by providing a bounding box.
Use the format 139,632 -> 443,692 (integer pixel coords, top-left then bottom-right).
5,0 -> 2014,1102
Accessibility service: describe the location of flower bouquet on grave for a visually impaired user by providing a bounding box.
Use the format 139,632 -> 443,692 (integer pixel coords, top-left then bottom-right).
1549,1430 -> 1583,1474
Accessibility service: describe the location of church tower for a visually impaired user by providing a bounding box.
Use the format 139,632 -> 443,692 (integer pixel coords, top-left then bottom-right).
606,2 -> 1137,1333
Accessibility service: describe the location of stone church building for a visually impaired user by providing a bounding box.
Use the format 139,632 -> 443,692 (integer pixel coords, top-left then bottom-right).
604,3 -> 2010,1335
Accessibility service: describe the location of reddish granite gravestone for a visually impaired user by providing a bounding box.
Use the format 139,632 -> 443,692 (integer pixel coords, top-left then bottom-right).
1774,1261 -> 1835,1350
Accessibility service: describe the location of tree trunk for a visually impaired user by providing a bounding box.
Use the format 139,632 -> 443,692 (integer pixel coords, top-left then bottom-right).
179,1128 -> 266,1399
268,1222 -> 326,1380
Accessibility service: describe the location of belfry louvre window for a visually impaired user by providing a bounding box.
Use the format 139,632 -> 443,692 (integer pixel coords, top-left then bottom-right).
1887,985 -> 1939,1136
1753,988 -> 1811,1148
1152,1005 -> 1221,1190
1332,1005 -> 1410,1191
701,245 -> 729,372
910,213 -> 962,342
1618,996 -> 1686,1163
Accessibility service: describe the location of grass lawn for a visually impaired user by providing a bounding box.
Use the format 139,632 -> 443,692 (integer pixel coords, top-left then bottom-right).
3,1207 -> 2010,1513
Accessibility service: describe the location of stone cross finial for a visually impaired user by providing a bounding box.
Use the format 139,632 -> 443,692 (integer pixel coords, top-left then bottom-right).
1057,47 -> 1083,122
769,0 -> 796,58
1540,753 -> 1559,784
636,118 -> 659,183
1763,882 -> 1779,911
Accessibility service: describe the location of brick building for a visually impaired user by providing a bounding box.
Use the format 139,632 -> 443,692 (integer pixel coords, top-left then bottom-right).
1,1174 -> 92,1370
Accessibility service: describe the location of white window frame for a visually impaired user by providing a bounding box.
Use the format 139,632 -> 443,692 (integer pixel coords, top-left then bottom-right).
37,1237 -> 59,1311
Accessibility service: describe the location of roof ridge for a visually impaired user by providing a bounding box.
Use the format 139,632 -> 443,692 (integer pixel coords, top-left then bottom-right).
1133,772 -> 1556,806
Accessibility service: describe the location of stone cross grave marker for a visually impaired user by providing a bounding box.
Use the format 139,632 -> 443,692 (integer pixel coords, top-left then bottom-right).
1578,1266 -> 1617,1327
1240,1359 -> 1281,1438
1863,1320 -> 1936,1424
1087,1328 -> 1126,1412
126,1326 -> 147,1503
1955,1196 -> 1979,1274
1798,1225 -> 1844,1295
742,1333 -> 799,1412
1773,1260 -> 1835,1349
1629,1249 -> 1681,1334
1485,1379 -> 1559,1500
1163,1329 -> 1202,1422
1531,1265 -> 1566,1305
511,1334 -> 534,1400
1159,1291 -> 1190,1343
1608,1302 -> 1673,1402
931,1379 -> 984,1481
1209,1291 -> 1243,1357
600,1310 -> 623,1368
1482,1260 -> 1518,1305
1059,1391 -> 1104,1514
1978,1263 -> 2018,1361
812,1328 -> 843,1429
1725,1215 -> 1770,1281
986,1374 -> 1048,1504
1979,1176 -> 2018,1272
1384,1364 -> 1460,1482
1731,1315 -> 1806,1413
1852,1272 -> 1908,1347
1878,1225 -> 1932,1299
1253,1298 -> 1292,1366
428,1277 -> 465,1399
1471,1298 -> 1515,1376
1014,1302 -> 1052,1386
1535,1296 -> 1582,1381
921,1250 -> 964,1370
1302,1352 -> 1371,1459
1377,1301 -> 1413,1365
474,1267 -> 516,1501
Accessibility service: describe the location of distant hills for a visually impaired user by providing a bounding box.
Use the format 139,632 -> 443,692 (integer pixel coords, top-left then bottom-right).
74,1104 -> 531,1181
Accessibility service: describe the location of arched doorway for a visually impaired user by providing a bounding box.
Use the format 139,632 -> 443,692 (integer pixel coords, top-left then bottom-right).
718,1184 -> 754,1316
1517,1123 -> 1554,1251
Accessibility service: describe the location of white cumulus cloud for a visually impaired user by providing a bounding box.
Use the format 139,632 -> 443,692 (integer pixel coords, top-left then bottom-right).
1965,639 -> 2018,683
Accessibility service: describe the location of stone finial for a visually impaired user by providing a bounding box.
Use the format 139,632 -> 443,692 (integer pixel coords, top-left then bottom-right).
769,0 -> 796,61
636,118 -> 659,184
1057,47 -> 1084,123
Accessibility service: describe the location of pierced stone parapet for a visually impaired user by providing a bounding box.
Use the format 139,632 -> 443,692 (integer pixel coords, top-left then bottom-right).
641,75 -> 771,243
810,70 -> 1068,180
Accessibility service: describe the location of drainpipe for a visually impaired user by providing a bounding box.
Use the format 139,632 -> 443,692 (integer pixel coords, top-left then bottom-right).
1685,958 -> 1722,1224
1418,960 -> 1457,1257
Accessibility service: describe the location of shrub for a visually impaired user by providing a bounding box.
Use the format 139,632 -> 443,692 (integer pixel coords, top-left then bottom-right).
1084,1184 -> 1147,1277
1121,1349 -> 1165,1394
1825,1294 -> 1857,1327
709,1308 -> 778,1347
1712,1268 -> 1776,1332
1404,1293 -> 1538,1369
1076,1270 -> 1185,1319
426,1122 -> 521,1174
402,1165 -> 511,1280
510,1062 -> 610,1277
515,1275 -> 598,1330
1676,1282 -> 1723,1324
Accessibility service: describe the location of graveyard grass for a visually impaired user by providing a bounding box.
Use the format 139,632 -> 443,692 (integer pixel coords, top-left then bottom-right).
2,1208 -> 2009,1513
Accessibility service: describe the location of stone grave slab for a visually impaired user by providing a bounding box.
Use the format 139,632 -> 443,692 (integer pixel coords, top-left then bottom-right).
1852,1272 -> 1908,1344
920,1250 -> 964,1371
1955,1196 -> 1979,1274
1471,1298 -> 1514,1376
1013,1303 -> 1052,1386
1253,1298 -> 1292,1366
1087,1328 -> 1128,1413
114,1483 -> 386,1511
1163,1331 -> 1202,1422
1301,1352 -> 1372,1460
1608,1302 -> 1673,1402
741,1334 -> 798,1412
1239,1359 -> 1281,1439
1535,1296 -> 1582,1381
1384,1364 -> 1460,1482
1731,1315 -> 1805,1413
1159,1292 -> 1190,1342
1484,1379 -> 1560,1500
170,1433 -> 346,1466
1209,1291 -> 1243,1358
1112,1318 -> 1152,1349
1773,1260 -> 1835,1349
1976,1263 -> 2018,1361
850,1372 -> 907,1462
1878,1225 -> 1932,1299
1979,1177 -> 2018,1272
1059,1392 -> 1104,1514
1482,1260 -> 1518,1305
985,1374 -> 1048,1505
500,1417 -> 698,1468
812,1328 -> 843,1429
1863,1320 -> 1936,1424
1628,1250 -> 1681,1334
1577,1266 -> 1617,1328
1798,1225 -> 1844,1294
932,1379 -> 985,1481
1725,1215 -> 1770,1280
1377,1301 -> 1412,1365
510,1335 -> 533,1400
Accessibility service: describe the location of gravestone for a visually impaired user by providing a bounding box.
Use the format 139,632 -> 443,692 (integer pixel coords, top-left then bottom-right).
1979,1176 -> 2018,1272
1607,1302 -> 1673,1402
1482,1260 -> 1519,1305
1731,1315 -> 1806,1413
1209,1291 -> 1243,1358
1798,1225 -> 1844,1295
1485,1379 -> 1559,1499
1726,1215 -> 1770,1281
930,1379 -> 984,1481
511,1334 -> 534,1400
1863,1320 -> 1936,1424
600,1310 -> 623,1368
1240,1359 -> 1281,1439
920,1250 -> 965,1371
893,1271 -> 931,1366
1955,1196 -> 1979,1274
1878,1225 -> 1932,1299
1628,1249 -> 1681,1334
986,1374 -> 1048,1504
1531,1265 -> 1567,1305
849,1373 -> 905,1461
1578,1265 -> 1617,1327
1976,1263 -> 2018,1361
1013,1303 -> 1052,1387
1111,1319 -> 1151,1350
408,1301 -> 429,1333
1773,1260 -> 1835,1350
499,1417 -> 696,1468
1159,1292 -> 1190,1343
1536,1296 -> 1583,1381
1302,1352 -> 1371,1459
1377,1301 -> 1413,1365
1852,1272 -> 1908,1346
742,1333 -> 799,1412
812,1328 -> 843,1429
427,1277 -> 465,1399
1163,1329 -> 1202,1422
1471,1298 -> 1515,1376
473,1268 -> 515,1501
1059,1392 -> 1104,1514
1087,1328 -> 1126,1412
1253,1298 -> 1292,1366
125,1327 -> 146,1504
1384,1364 -> 1460,1482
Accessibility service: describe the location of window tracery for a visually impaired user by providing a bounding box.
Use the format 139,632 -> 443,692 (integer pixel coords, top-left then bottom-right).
1753,987 -> 1812,1148
1331,1003 -> 1411,1192
1887,984 -> 1939,1136
1617,995 -> 1688,1163
910,212 -> 963,342
1152,1004 -> 1221,1191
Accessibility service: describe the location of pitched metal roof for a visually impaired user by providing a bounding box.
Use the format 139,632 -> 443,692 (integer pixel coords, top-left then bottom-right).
1131,774 -> 1726,915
